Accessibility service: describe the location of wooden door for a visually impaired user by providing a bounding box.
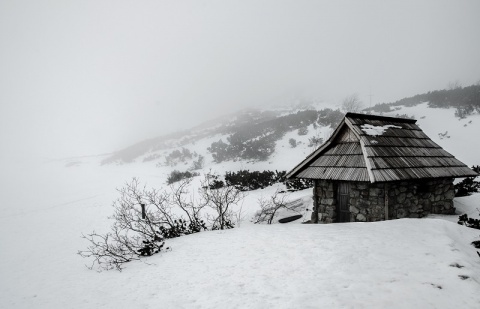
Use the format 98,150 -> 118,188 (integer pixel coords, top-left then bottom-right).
337,182 -> 350,222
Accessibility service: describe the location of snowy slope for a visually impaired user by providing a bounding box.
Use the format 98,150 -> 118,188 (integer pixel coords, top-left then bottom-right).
1,202 -> 480,308
0,103 -> 479,308
386,102 -> 480,166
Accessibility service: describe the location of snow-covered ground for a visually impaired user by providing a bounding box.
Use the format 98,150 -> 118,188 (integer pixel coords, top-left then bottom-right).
1,104 -> 479,308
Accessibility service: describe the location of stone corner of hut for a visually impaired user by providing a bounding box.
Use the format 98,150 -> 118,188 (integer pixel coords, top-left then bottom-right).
312,178 -> 456,224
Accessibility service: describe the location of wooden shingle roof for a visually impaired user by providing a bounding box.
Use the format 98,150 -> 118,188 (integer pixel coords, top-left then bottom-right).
286,113 -> 478,183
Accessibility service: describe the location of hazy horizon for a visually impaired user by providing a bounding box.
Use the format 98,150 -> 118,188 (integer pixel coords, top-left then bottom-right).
1,0 -> 479,161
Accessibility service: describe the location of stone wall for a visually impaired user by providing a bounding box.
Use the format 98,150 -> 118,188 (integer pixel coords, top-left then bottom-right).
313,180 -> 336,223
348,182 -> 386,222
386,178 -> 455,219
312,178 -> 455,223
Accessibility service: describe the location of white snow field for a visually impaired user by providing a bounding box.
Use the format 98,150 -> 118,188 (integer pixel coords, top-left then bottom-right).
1,104 -> 479,308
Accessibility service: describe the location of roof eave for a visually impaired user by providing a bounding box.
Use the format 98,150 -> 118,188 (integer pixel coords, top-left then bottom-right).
286,118 -> 347,179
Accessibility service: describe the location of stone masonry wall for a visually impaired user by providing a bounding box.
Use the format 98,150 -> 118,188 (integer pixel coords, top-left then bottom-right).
348,182 -> 386,222
313,180 -> 336,223
312,178 -> 455,223
386,178 -> 455,219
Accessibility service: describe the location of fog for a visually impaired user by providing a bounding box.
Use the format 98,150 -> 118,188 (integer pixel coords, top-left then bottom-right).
1,0 -> 479,161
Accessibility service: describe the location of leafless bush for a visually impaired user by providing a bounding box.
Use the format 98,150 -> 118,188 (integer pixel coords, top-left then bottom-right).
78,178 -> 209,271
341,93 -> 364,113
200,173 -> 245,230
78,178 -> 169,271
253,189 -> 293,224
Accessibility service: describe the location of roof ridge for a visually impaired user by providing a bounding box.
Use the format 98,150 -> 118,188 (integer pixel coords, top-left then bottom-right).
345,112 -> 417,124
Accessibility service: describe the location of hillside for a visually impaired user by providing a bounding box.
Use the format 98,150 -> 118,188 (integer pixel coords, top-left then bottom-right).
1,88 -> 480,308
98,85 -> 480,173
99,102 -> 343,165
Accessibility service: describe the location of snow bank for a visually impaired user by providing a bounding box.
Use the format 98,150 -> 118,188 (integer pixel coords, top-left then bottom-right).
1,191 -> 480,308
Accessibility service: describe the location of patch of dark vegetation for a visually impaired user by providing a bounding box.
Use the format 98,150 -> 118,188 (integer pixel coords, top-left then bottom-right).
284,178 -> 314,191
217,170 -> 313,192
208,109 -> 344,163
458,275 -> 469,280
164,148 -> 196,166
365,84 -> 480,115
167,170 -> 200,185
471,240 -> 480,249
454,166 -> 480,197
458,214 -> 480,230
225,170 -> 286,191
449,263 -> 464,268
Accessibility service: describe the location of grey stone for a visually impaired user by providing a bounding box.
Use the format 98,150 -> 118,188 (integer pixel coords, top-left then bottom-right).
445,190 -> 454,200
321,198 -> 334,205
357,183 -> 368,190
356,213 -> 366,221
397,208 -> 407,218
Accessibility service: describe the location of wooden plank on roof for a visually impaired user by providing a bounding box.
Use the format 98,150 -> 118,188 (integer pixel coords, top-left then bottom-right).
323,142 -> 363,155
312,154 -> 366,168
369,156 -> 465,170
371,166 -> 477,182
298,166 -> 369,181
364,146 -> 453,158
361,136 -> 439,148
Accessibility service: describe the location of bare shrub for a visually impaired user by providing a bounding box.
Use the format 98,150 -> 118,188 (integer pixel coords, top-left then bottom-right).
79,178 -> 209,271
341,94 -> 364,113
200,173 -> 245,230
253,189 -> 293,224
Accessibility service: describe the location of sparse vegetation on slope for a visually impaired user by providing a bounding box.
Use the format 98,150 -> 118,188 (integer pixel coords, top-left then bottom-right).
365,84 -> 480,114
78,176 -> 245,271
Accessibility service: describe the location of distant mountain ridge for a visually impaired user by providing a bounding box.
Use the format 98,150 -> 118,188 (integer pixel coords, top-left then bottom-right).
101,102 -> 342,165
101,84 -> 480,167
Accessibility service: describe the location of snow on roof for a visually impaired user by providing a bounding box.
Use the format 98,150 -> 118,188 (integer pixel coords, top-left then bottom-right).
361,124 -> 402,136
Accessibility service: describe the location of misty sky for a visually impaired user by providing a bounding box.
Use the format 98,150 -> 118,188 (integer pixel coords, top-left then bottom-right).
1,0 -> 479,161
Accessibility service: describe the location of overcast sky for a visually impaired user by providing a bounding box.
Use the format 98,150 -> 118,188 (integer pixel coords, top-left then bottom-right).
1,0 -> 479,161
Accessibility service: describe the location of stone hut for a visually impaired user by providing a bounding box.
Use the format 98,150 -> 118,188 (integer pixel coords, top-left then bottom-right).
286,113 -> 478,223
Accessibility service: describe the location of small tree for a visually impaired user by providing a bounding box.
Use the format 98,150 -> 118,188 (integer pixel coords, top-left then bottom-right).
447,80 -> 462,90
254,189 -> 293,224
341,94 -> 364,113
200,173 -> 245,230
289,138 -> 297,148
191,155 -> 205,170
